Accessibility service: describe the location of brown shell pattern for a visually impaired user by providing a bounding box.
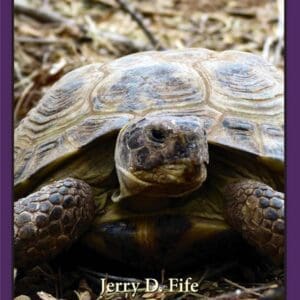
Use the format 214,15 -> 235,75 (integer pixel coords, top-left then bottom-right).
14,49 -> 283,187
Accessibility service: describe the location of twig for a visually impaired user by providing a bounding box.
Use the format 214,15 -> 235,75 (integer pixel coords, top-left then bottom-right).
37,291 -> 57,300
14,61 -> 23,82
78,267 -> 145,284
97,30 -> 151,52
16,36 -> 69,44
14,1 -> 76,26
225,7 -> 256,18
197,268 -> 209,286
193,261 -> 239,281
84,15 -> 151,53
223,278 -> 262,297
213,283 -> 279,300
115,0 -> 165,50
95,0 -> 179,17
14,70 -> 39,89
93,0 -> 118,8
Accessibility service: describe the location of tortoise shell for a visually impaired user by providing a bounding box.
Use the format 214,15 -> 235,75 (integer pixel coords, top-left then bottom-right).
14,49 -> 283,191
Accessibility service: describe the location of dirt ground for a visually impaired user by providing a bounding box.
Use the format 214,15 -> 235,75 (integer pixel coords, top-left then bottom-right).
14,0 -> 284,299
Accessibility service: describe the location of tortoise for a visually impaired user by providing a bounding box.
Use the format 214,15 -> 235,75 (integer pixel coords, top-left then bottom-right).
14,48 -> 284,270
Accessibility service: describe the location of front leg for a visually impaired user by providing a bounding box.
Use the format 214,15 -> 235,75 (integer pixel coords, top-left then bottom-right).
14,178 -> 94,268
223,179 -> 284,264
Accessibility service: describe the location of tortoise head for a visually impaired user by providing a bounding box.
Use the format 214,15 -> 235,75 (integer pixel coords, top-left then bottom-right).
113,115 -> 209,204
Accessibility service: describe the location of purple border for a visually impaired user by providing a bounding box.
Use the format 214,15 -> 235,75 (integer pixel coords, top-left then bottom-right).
0,0 -> 298,299
286,0 -> 300,299
0,0 -> 13,299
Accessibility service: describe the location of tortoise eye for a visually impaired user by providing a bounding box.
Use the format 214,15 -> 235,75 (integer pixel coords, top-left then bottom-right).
150,128 -> 166,143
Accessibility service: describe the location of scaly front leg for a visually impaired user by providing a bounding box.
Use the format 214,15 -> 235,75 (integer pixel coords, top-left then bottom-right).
14,178 -> 94,268
223,179 -> 284,264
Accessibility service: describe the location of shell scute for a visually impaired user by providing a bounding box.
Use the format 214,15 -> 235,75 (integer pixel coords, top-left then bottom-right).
215,62 -> 274,97
15,64 -> 104,184
200,51 -> 283,119
209,117 -> 260,155
21,136 -> 71,182
260,124 -> 284,161
14,148 -> 34,183
65,115 -> 133,148
91,62 -> 206,114
15,64 -> 103,143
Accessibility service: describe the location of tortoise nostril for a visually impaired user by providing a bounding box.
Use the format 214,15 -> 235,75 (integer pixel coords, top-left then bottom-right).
136,147 -> 150,166
174,141 -> 187,157
150,129 -> 166,143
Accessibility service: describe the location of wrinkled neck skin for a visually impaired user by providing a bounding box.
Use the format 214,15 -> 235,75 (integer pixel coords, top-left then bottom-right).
112,165 -> 205,212
112,115 -> 209,211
